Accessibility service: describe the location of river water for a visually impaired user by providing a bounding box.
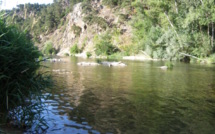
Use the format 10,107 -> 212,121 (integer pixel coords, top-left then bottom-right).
36,57 -> 215,134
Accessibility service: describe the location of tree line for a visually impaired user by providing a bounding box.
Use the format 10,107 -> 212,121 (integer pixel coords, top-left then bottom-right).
2,0 -> 215,62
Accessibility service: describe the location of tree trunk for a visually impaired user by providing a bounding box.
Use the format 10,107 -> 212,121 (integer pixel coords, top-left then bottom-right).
212,23 -> 214,49
164,11 -> 182,47
175,0 -> 178,14
208,23 -> 210,37
200,0 -> 204,5
12,10 -> 16,21
24,4 -> 27,20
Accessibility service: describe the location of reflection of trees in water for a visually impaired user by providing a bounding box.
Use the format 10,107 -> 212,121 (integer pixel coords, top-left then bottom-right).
46,59 -> 215,133
68,88 -> 137,134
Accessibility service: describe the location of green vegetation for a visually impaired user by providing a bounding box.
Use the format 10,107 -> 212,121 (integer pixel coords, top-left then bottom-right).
71,25 -> 82,36
86,52 -> 92,58
83,15 -> 108,29
70,44 -> 80,55
64,53 -> 70,56
94,33 -> 119,56
130,0 -> 215,61
42,41 -> 56,55
207,54 -> 215,63
102,0 -> 132,8
2,0 -> 215,63
0,18 -> 52,129
38,55 -> 44,61
165,61 -> 174,69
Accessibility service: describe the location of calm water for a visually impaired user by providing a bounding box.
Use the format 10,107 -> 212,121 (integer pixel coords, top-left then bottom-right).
37,57 -> 215,134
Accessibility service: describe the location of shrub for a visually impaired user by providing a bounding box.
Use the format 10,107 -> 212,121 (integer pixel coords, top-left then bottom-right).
71,25 -> 82,36
165,61 -> 174,69
64,53 -> 70,56
42,41 -> 56,55
207,53 -> 215,63
70,44 -> 80,55
38,56 -> 44,61
83,15 -> 108,29
108,52 -> 124,59
95,33 -> 119,56
0,18 -> 52,129
86,52 -> 92,58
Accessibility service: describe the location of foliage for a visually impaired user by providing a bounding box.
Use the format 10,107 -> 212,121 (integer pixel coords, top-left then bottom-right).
42,42 -> 56,55
70,44 -> 80,54
102,0 -> 133,8
207,53 -> 215,63
95,33 -> 119,56
0,18 -> 52,129
165,61 -> 174,69
86,52 -> 92,58
107,52 -> 125,60
130,0 -> 215,61
64,53 -> 70,56
83,15 -> 108,29
71,25 -> 82,36
81,2 -> 97,15
3,0 -> 215,62
38,56 -> 44,61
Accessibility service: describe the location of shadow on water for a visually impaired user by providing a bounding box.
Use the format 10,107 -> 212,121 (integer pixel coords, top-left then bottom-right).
33,57 -> 215,134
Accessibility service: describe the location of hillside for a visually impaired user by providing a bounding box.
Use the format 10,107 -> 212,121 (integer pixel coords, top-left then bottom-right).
41,1 -> 132,57
2,0 -> 215,62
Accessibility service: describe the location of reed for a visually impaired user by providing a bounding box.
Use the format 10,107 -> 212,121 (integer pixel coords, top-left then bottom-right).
0,17 -> 52,131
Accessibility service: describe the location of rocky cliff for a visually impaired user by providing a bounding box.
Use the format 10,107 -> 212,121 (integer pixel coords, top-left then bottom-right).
38,1 -> 132,56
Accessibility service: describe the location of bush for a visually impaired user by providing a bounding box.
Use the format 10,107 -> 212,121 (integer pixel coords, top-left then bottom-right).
165,61 -> 174,69
207,53 -> 215,63
64,53 -> 70,56
108,52 -> 124,59
38,55 -> 44,61
0,18 -> 52,128
70,44 -> 80,55
42,41 -> 56,55
95,33 -> 119,56
71,25 -> 82,36
83,15 -> 108,29
86,52 -> 92,58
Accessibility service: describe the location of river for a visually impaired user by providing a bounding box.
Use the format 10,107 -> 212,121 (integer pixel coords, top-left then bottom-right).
32,57 -> 215,134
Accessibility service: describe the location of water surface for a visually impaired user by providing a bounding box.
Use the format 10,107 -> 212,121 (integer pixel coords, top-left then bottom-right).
39,57 -> 215,134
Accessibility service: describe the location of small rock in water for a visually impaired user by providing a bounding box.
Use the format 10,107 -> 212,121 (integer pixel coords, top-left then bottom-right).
81,122 -> 88,125
77,62 -> 99,66
160,66 -> 168,69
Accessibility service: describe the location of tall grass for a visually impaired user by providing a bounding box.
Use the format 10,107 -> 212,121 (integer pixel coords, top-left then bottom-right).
0,17 -> 52,131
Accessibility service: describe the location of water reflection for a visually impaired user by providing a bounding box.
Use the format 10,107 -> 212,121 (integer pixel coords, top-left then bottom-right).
40,57 -> 215,134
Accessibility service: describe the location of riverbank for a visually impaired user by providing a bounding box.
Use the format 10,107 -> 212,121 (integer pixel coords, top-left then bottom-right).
57,50 -> 215,64
73,52 -> 158,61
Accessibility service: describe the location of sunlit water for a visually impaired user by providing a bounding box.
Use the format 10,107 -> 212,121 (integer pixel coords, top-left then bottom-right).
33,57 -> 215,134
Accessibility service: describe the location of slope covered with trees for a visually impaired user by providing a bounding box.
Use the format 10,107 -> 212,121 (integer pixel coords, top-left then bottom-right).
2,0 -> 215,62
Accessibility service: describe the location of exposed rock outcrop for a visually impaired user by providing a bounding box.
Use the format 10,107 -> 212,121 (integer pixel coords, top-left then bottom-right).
39,1 -> 132,56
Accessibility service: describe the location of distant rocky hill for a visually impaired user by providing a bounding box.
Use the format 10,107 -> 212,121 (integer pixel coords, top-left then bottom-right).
4,0 -> 133,57
3,0 -> 215,62
42,1 -> 132,56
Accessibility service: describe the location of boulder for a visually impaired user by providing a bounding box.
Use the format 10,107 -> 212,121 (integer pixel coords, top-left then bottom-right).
77,62 -> 100,66
101,61 -> 126,67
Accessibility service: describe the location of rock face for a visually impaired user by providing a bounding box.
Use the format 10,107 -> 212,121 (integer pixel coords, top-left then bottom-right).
39,1 -> 132,56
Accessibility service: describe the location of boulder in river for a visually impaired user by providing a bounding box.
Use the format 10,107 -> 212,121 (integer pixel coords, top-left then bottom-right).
159,66 -> 168,70
101,61 -> 126,67
77,62 -> 100,66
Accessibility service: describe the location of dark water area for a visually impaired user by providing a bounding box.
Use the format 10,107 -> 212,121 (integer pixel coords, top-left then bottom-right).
31,57 -> 215,134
